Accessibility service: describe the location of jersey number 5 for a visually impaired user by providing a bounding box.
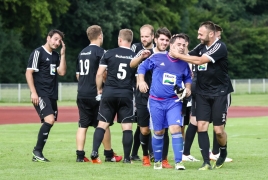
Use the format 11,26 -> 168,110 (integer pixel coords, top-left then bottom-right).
79,59 -> 90,75
117,63 -> 127,80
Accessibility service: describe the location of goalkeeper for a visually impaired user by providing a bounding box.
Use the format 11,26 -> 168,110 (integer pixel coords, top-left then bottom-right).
137,34 -> 191,170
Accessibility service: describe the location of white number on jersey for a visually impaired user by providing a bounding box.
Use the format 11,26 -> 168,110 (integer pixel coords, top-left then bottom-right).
117,63 -> 127,80
79,59 -> 90,75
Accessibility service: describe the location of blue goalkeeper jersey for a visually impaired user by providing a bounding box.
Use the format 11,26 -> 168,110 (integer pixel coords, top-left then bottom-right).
137,52 -> 192,99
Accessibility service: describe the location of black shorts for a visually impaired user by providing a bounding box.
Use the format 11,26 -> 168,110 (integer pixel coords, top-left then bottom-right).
34,97 -> 58,123
136,104 -> 150,127
191,94 -> 196,116
98,97 -> 134,124
183,106 -> 191,126
76,98 -> 100,128
196,94 -> 231,126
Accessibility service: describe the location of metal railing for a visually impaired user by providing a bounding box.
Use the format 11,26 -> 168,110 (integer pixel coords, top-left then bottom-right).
0,79 -> 267,102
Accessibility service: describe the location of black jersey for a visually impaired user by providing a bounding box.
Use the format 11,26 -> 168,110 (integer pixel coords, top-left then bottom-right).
100,46 -> 136,98
188,40 -> 233,96
26,46 -> 60,99
76,45 -> 105,98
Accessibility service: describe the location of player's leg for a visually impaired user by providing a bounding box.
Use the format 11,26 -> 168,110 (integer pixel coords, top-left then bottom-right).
76,98 -> 95,162
182,95 -> 199,162
130,124 -> 141,161
196,94 -> 212,170
148,98 -> 165,169
32,97 -> 57,162
212,94 -> 229,169
137,105 -> 151,166
91,97 -> 115,163
117,97 -> 135,163
166,100 -> 185,170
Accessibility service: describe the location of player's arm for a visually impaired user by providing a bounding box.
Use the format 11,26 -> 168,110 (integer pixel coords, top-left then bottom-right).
76,74 -> 79,81
170,49 -> 210,65
96,65 -> 107,95
130,50 -> 152,68
25,69 -> 39,106
184,83 -> 191,97
137,57 -> 154,93
57,40 -> 67,76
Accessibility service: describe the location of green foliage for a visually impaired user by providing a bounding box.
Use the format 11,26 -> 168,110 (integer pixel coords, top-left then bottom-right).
0,0 -> 268,82
0,0 -> 70,36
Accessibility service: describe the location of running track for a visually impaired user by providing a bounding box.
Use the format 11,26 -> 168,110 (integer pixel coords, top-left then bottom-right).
0,106 -> 268,125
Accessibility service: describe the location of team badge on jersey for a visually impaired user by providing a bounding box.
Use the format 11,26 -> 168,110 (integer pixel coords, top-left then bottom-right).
198,63 -> 208,71
162,73 -> 176,85
50,64 -> 56,75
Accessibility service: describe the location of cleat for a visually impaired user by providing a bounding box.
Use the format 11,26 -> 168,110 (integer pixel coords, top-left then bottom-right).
154,161 -> 162,170
149,152 -> 155,163
210,152 -> 232,162
105,155 -> 122,162
142,156 -> 151,166
175,162 -> 186,170
130,155 -> 141,161
162,159 -> 172,168
122,159 -> 133,164
91,151 -> 102,164
76,156 -> 90,162
213,151 -> 227,169
198,162 -> 212,170
182,154 -> 200,162
32,156 -> 50,162
32,150 -> 50,162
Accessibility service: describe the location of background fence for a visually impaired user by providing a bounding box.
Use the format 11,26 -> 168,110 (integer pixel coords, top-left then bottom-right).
0,79 -> 267,103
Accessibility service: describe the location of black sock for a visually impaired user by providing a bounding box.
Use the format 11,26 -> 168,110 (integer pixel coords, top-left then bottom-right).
92,127 -> 105,153
76,150 -> 85,159
123,130 -> 133,161
104,149 -> 114,158
219,143 -> 227,157
148,133 -> 153,154
140,132 -> 150,156
198,131 -> 210,164
34,122 -> 53,151
162,128 -> 169,159
131,126 -> 140,156
183,123 -> 197,155
212,131 -> 220,154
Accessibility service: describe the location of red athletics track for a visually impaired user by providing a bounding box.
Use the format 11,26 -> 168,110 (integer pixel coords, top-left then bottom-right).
0,106 -> 268,125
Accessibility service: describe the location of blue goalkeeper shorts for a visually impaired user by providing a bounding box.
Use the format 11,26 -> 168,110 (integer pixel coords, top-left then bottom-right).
148,96 -> 183,131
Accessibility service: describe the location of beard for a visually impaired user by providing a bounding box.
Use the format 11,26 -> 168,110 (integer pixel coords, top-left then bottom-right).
200,35 -> 209,45
142,41 -> 153,48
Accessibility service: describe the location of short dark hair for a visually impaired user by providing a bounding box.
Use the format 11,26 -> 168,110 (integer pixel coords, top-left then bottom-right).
155,27 -> 171,39
170,34 -> 186,44
180,33 -> 190,43
48,29 -> 64,39
200,21 -> 216,32
214,24 -> 223,32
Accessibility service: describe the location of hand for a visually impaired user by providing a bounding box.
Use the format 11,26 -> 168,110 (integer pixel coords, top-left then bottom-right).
174,85 -> 186,102
185,88 -> 191,97
97,89 -> 102,95
141,50 -> 151,59
138,81 -> 149,93
95,94 -> 102,101
31,92 -> 39,106
60,40 -> 66,56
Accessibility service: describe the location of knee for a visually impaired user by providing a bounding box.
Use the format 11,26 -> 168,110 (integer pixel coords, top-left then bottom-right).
154,129 -> 165,136
140,127 -> 150,135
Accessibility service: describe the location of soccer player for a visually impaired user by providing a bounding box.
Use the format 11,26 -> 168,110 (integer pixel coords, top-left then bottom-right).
75,25 -> 122,163
25,29 -> 66,162
137,34 -> 192,170
182,25 -> 232,163
130,27 -> 173,168
90,29 -> 136,163
129,24 -> 155,162
170,21 -> 233,170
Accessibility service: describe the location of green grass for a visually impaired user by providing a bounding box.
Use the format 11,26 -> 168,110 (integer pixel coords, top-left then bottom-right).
0,117 -> 268,180
1,93 -> 268,107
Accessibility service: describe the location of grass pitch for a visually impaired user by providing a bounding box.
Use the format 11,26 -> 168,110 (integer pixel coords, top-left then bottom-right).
0,117 -> 268,180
